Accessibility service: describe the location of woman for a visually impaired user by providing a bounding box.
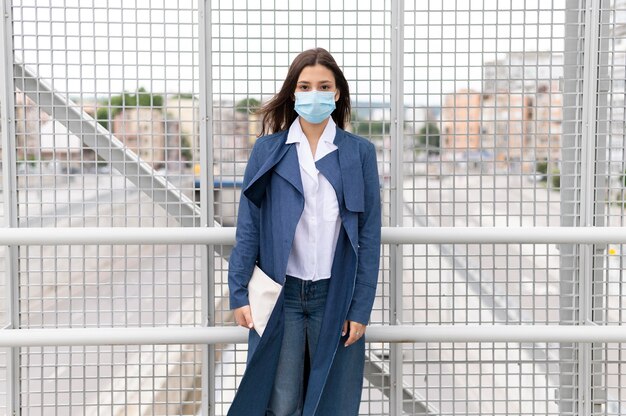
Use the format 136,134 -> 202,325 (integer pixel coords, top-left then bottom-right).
227,48 -> 381,416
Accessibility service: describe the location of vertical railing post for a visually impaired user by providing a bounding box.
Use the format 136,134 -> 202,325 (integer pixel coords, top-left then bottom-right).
390,0 -> 404,414
199,1 -> 215,415
579,1 -> 610,415
561,0 -> 609,414
560,2 -> 583,414
0,1 -> 20,414
587,1 -> 611,414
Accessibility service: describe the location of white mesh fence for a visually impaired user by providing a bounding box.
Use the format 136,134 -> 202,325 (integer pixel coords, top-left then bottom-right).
0,0 -> 625,414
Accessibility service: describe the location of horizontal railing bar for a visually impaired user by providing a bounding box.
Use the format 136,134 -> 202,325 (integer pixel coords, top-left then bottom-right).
0,227 -> 625,245
1,325 -> 626,347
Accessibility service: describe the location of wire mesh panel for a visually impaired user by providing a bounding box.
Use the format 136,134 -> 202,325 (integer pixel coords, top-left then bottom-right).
588,1 -> 626,415
599,0 -> 626,228
11,1 -> 201,227
399,244 -> 566,415
17,242 -> 204,415
0,247 -> 4,330
404,0 -> 566,228
400,0 -> 582,414
0,349 -> 6,416
1,81 -> 8,416
10,1 -> 204,414
0,241 -> 6,416
20,344 -> 202,416
1,121 -> 4,332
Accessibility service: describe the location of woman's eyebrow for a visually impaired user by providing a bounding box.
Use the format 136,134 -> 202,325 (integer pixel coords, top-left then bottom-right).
297,80 -> 333,84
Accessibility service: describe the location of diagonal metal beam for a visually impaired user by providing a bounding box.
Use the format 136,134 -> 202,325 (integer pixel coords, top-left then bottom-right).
364,350 -> 438,415
13,63 -> 202,227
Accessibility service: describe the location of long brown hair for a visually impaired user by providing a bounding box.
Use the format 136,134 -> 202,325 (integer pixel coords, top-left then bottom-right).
257,48 -> 351,136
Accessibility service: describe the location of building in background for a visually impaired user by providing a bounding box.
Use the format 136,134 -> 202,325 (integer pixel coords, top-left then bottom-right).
440,89 -> 483,153
14,91 -> 43,162
165,95 -> 199,164
112,107 -> 166,169
440,53 -> 563,174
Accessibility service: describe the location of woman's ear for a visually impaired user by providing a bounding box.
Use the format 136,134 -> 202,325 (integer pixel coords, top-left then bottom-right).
335,90 -> 340,102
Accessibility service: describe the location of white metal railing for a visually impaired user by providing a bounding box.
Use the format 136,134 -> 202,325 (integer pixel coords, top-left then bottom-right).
0,226 -> 625,245
1,325 -> 626,347
0,226 -> 623,348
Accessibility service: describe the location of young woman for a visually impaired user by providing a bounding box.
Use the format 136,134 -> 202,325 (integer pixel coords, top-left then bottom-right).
227,47 -> 381,416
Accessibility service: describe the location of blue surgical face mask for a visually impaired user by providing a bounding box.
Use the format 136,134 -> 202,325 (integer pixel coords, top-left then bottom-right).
294,90 -> 337,124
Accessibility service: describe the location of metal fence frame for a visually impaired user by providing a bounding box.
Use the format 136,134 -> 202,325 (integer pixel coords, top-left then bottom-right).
0,0 -> 20,414
1,0 -> 621,414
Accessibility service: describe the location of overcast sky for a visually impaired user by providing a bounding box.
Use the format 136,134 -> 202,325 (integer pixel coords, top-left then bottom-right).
12,0 -> 565,106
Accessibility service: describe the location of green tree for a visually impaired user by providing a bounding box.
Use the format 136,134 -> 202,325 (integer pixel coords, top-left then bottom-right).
96,107 -> 111,130
351,111 -> 388,136
550,169 -> 560,190
535,160 -> 548,176
170,93 -> 196,100
416,122 -> 440,154
180,135 -> 193,162
96,87 -> 164,130
236,98 -> 261,114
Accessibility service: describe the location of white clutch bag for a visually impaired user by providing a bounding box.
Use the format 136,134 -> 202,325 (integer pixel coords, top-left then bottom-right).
248,265 -> 282,336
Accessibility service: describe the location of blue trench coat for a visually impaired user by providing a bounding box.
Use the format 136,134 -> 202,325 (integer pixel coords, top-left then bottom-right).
227,126 -> 381,416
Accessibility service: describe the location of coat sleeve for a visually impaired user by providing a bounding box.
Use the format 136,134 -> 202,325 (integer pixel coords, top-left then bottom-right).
228,144 -> 261,310
346,142 -> 381,325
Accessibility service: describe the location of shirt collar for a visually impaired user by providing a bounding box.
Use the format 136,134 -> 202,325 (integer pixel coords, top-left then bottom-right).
286,116 -> 337,146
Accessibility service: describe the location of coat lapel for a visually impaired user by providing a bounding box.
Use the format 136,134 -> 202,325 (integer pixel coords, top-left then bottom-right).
316,129 -> 364,253
273,144 -> 304,195
334,130 -> 364,213
316,129 -> 366,213
243,131 -> 303,206
315,151 -> 343,207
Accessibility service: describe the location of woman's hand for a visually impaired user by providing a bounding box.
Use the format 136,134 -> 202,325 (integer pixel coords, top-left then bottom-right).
234,305 -> 254,329
342,320 -> 366,347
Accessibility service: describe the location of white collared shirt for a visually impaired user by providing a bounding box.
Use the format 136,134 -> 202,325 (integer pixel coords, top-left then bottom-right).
285,117 -> 342,281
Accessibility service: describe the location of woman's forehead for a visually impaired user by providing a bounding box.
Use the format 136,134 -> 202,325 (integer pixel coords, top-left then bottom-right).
297,64 -> 335,82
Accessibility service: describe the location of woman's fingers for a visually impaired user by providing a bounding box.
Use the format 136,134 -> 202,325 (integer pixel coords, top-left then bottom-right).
342,320 -> 348,336
344,320 -> 366,347
234,305 -> 254,329
242,307 -> 254,328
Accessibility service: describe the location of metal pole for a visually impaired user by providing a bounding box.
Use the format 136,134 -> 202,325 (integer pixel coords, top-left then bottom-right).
578,0 -> 608,414
199,1 -> 215,414
2,226 -> 626,245
389,1 -> 404,414
0,0 -> 20,414
589,1 -> 611,413
2,325 -> 626,347
561,2 -> 584,413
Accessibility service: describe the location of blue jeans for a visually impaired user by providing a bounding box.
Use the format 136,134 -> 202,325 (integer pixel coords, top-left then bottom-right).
264,275 -> 330,416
